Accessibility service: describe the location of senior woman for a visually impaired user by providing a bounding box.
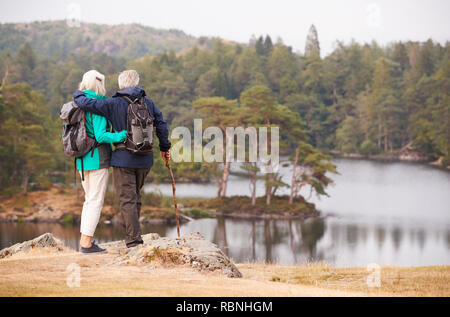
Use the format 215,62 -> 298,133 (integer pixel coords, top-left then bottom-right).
76,70 -> 127,254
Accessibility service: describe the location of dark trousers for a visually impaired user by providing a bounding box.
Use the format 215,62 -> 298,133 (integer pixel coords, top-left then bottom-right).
113,167 -> 150,247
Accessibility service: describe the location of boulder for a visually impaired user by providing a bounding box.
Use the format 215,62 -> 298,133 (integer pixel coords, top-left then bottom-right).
0,233 -> 65,259
103,232 -> 242,278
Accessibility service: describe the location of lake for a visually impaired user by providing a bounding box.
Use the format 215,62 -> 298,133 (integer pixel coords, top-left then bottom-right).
1,158 -> 449,267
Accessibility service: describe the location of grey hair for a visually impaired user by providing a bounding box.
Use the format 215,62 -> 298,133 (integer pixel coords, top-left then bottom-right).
79,70 -> 106,96
118,70 -> 140,89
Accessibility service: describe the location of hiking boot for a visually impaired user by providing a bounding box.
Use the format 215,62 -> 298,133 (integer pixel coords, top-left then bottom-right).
80,240 -> 107,254
126,240 -> 144,248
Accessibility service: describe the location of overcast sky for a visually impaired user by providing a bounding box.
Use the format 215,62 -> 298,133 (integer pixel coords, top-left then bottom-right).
0,0 -> 449,56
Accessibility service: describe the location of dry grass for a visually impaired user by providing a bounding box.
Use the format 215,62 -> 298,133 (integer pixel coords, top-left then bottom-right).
0,250 -> 364,297
0,249 -> 448,297
238,262 -> 450,297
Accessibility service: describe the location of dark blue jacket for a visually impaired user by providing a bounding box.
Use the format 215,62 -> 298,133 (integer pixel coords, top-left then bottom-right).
73,87 -> 171,169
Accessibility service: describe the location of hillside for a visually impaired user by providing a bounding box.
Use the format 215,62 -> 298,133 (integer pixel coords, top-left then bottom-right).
0,22 -> 448,195
0,20 -> 216,59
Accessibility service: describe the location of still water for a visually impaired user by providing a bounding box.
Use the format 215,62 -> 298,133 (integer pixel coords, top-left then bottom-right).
1,159 -> 449,267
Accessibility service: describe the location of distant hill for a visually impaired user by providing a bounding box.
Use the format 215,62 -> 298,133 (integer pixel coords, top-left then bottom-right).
0,20 -> 217,59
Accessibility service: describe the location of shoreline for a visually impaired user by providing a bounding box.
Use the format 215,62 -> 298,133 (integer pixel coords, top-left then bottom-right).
0,209 -> 319,224
209,209 -> 318,220
0,186 -> 319,225
329,150 -> 450,170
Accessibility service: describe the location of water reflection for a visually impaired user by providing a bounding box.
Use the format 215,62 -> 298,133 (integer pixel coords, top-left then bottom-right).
178,215 -> 450,266
1,215 -> 449,267
0,222 -> 170,251
214,217 -> 229,256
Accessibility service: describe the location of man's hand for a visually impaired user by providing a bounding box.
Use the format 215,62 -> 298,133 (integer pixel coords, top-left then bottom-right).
161,150 -> 171,163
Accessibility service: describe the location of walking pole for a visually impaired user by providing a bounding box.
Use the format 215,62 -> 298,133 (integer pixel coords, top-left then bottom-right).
166,160 -> 180,237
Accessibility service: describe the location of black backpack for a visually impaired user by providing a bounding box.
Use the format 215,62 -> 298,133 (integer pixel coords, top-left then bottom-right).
121,96 -> 154,155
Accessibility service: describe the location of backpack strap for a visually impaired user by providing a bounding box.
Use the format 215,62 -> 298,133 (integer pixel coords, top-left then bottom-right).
89,112 -> 98,158
80,158 -> 85,182
121,95 -> 137,104
74,157 -> 85,183
90,143 -> 98,158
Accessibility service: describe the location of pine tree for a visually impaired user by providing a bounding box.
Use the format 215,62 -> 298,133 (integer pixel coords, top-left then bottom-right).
336,116 -> 362,153
192,97 -> 241,197
0,84 -> 55,193
369,58 -> 404,152
392,42 -> 410,72
289,141 -> 336,204
264,35 -> 273,55
240,85 -> 304,205
428,60 -> 450,162
416,39 -> 435,77
255,36 -> 265,56
13,43 -> 37,83
305,24 -> 320,57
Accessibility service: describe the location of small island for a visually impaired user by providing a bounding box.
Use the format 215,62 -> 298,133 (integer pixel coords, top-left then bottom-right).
0,184 -> 319,225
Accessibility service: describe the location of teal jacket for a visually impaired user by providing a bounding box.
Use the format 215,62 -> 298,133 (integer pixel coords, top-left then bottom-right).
76,90 -> 126,171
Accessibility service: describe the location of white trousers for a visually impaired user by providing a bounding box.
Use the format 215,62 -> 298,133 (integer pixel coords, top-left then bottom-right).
79,168 -> 109,237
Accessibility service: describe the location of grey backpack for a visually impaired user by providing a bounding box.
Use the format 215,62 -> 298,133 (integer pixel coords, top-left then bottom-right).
60,101 -> 97,180
122,96 -> 154,155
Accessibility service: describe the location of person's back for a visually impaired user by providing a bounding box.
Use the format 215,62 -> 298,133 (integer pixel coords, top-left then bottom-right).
85,86 -> 169,169
73,70 -> 171,248
76,90 -> 125,172
73,70 -> 127,254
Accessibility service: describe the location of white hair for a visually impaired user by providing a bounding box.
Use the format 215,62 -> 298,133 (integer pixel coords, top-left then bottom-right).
118,70 -> 140,89
79,70 -> 106,96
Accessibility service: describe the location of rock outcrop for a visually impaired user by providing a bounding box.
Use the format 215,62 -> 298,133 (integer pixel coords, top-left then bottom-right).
0,233 -> 65,259
103,232 -> 242,278
399,142 -> 428,162
0,232 -> 243,278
